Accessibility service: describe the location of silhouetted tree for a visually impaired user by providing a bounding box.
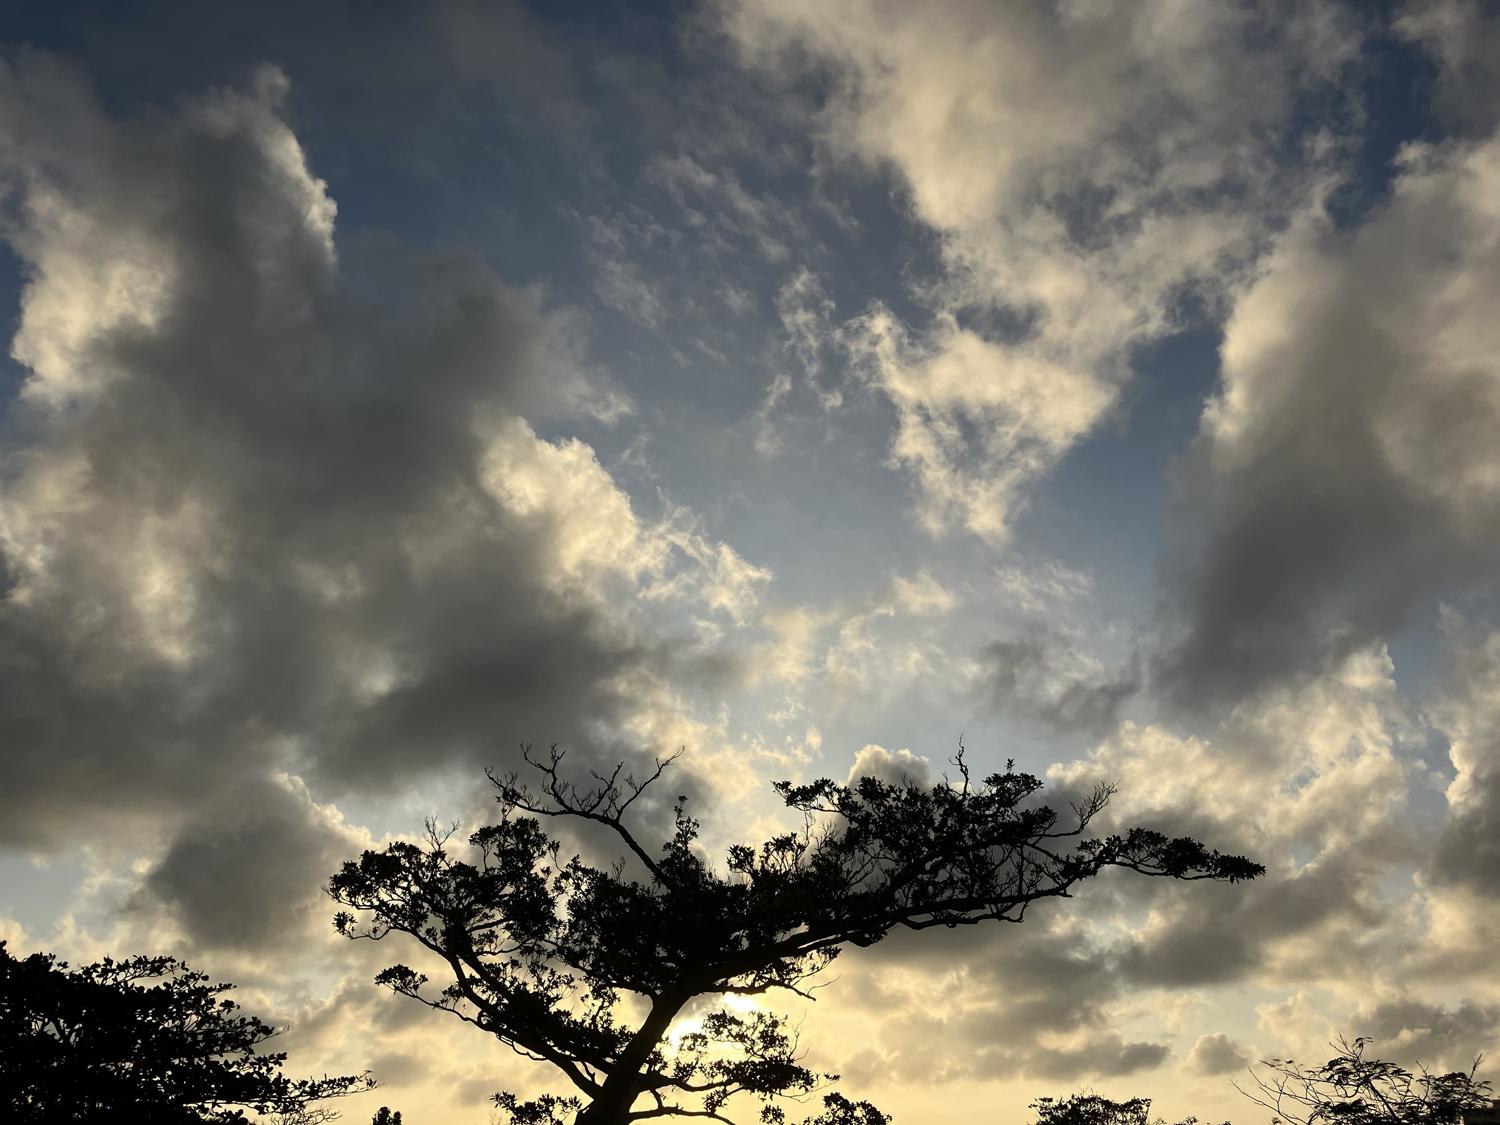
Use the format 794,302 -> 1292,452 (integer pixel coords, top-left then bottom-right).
1237,1036 -> 1493,1125
330,745 -> 1263,1125
1029,1092 -> 1225,1125
371,1108 -> 403,1125
1032,1094 -> 1155,1125
0,941 -> 373,1123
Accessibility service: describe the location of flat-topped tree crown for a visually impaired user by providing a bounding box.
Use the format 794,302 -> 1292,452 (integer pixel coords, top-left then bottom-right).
330,744 -> 1263,1125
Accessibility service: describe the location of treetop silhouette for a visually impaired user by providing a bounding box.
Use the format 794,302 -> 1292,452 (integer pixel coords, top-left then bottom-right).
1029,1091 -> 1226,1125
1238,1036 -> 1494,1125
0,940 -> 372,1123
329,744 -> 1263,1125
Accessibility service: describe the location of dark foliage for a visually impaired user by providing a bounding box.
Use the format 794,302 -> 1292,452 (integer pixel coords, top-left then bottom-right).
0,940 -> 373,1123
1237,1036 -> 1494,1125
1032,1094 -> 1156,1125
330,744 -> 1263,1125
1030,1092 -> 1225,1125
371,1109 -> 403,1125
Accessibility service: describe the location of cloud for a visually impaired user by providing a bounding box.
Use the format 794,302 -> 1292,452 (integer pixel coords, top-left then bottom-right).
844,743 -> 931,788
649,153 -> 794,264
888,570 -> 956,617
722,0 -> 1361,541
1397,0 -> 1500,138
138,774 -> 360,951
1428,621 -> 1500,896
1053,645 -> 1417,989
0,54 -> 764,951
742,576 -> 963,718
992,561 -> 1094,615
842,308 -> 1115,541
1354,996 -> 1500,1071
829,915 -> 1173,1085
982,629 -> 1141,736
1115,853 -> 1395,990
584,213 -> 668,328
1183,1033 -> 1249,1077
1411,882 -> 1500,980
1156,119 -> 1500,708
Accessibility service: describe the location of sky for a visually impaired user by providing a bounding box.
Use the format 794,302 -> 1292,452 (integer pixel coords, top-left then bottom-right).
1,1 -> 1499,1122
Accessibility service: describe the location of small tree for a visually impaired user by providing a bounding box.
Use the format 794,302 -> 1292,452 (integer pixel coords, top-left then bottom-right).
330,745 -> 1263,1125
0,941 -> 373,1123
1237,1036 -> 1493,1125
371,1109 -> 404,1125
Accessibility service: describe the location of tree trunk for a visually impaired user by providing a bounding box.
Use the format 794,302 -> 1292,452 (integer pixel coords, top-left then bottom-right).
573,990 -> 689,1125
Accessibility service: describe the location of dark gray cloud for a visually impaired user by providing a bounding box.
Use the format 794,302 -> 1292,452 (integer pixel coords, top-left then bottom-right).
835,909 -> 1172,1083
1432,773 -> 1500,897
1021,1039 -> 1171,1083
138,778 -> 350,950
0,55 -> 712,945
1355,997 -> 1500,1070
982,630 -> 1141,736
1429,627 -> 1500,897
1116,853 -> 1391,989
1154,114 -> 1500,712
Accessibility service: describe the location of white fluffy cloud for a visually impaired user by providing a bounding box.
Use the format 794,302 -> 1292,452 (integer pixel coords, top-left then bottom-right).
1050,645 -> 1417,990
725,0 -> 1360,540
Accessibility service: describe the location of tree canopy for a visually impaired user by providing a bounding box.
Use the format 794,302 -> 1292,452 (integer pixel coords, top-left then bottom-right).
1237,1036 -> 1494,1125
0,940 -> 373,1123
1031,1093 -> 1158,1125
329,744 -> 1263,1125
1029,1092 -> 1226,1125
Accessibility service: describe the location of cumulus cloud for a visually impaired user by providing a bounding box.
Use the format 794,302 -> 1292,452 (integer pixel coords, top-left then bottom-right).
1254,991 -> 1500,1078
1428,620 -> 1500,896
829,915 -> 1172,1085
744,640 -> 1441,1094
1183,1033 -> 1249,1077
0,56 -> 763,942
845,743 -> 931,788
723,0 -> 1361,540
1157,117 -> 1500,708
1354,996 -> 1500,1071
1053,645 -> 1418,989
138,774 -> 360,951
